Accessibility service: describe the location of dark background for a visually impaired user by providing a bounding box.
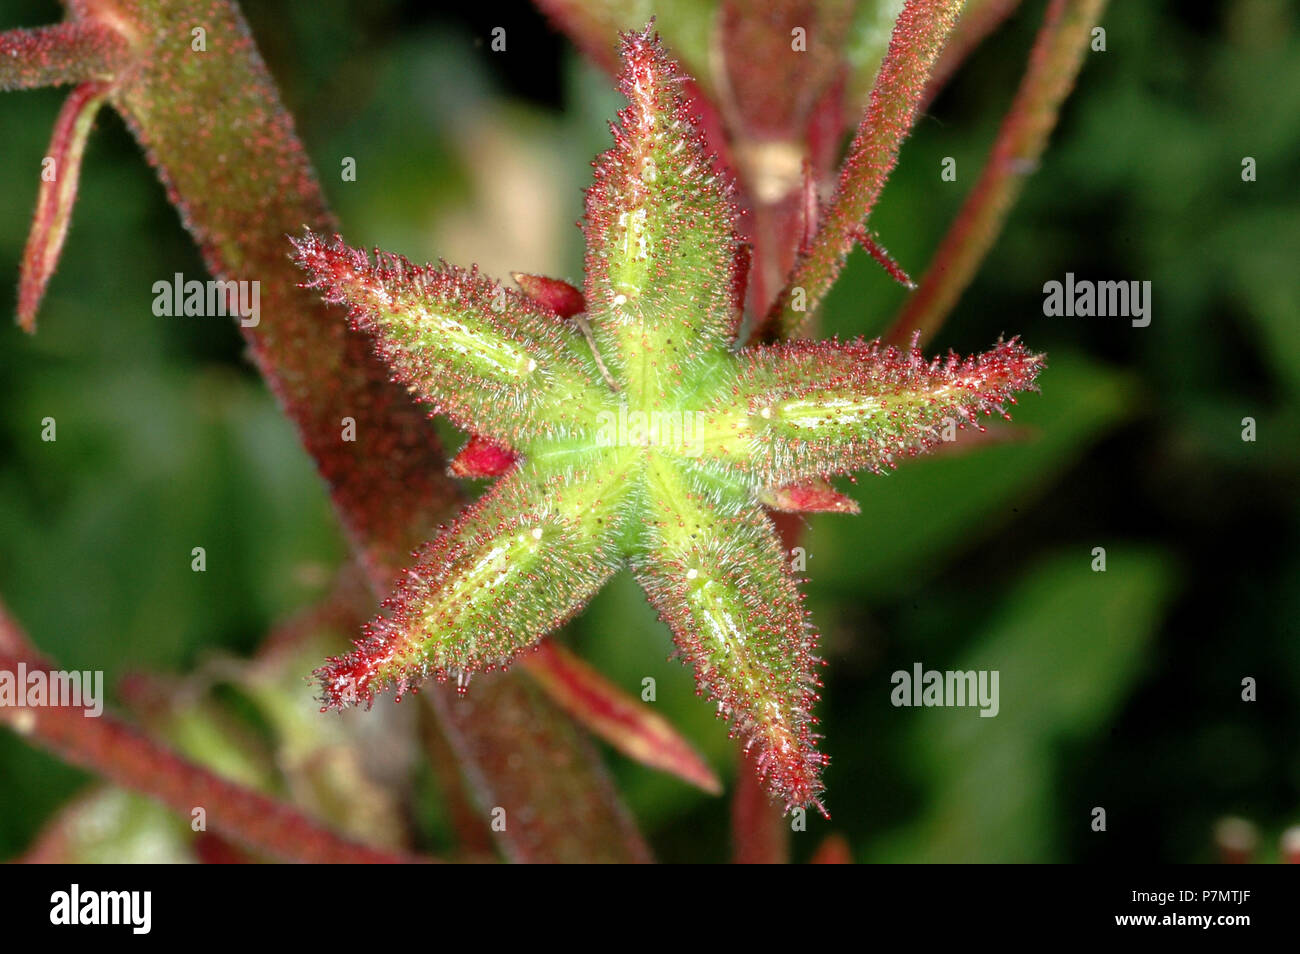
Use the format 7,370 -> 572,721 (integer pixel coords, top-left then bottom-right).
1,0 -> 1296,862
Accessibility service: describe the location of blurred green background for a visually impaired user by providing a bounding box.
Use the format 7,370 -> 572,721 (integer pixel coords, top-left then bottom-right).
1,0 -> 1297,862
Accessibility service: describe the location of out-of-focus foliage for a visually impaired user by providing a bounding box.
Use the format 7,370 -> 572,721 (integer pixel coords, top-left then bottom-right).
1,0 -> 1296,862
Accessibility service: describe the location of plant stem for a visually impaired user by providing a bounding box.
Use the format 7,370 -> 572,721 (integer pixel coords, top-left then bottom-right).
0,613 -> 429,864
732,751 -> 790,864
887,0 -> 1108,346
428,674 -> 653,864
6,0 -> 649,863
765,0 -> 966,337
0,22 -> 130,91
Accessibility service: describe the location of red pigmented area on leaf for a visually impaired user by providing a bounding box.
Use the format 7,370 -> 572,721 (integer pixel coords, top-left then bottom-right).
512,272 -> 586,318
448,435 -> 519,478
760,479 -> 860,514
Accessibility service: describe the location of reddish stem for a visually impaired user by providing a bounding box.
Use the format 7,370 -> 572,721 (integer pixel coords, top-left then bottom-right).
765,0 -> 965,336
6,0 -> 650,863
732,750 -> 790,864
417,704 -> 496,862
0,21 -> 131,91
0,638 -> 430,864
428,673 -> 652,864
887,0 -> 1109,346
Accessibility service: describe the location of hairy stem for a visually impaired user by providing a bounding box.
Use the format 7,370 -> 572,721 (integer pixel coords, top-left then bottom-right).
0,22 -> 131,91
887,0 -> 1108,346
0,611 -> 428,864
4,0 -> 648,863
766,0 -> 966,337
429,673 -> 653,864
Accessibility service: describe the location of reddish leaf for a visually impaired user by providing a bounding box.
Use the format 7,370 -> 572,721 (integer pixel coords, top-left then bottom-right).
17,81 -> 108,331
512,272 -> 586,318
759,479 -> 860,514
523,642 -> 722,795
809,833 -> 853,864
448,434 -> 518,478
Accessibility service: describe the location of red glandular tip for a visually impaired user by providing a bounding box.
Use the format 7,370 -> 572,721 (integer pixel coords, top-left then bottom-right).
953,335 -> 1044,395
745,725 -> 830,818
618,25 -> 665,120
840,335 -> 1044,409
315,637 -> 395,712
289,230 -> 366,299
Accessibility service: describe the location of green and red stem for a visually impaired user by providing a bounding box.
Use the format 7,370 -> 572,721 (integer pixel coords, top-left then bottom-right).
887,0 -> 1109,346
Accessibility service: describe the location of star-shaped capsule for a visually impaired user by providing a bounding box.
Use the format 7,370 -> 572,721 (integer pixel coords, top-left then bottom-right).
291,28 -> 1042,814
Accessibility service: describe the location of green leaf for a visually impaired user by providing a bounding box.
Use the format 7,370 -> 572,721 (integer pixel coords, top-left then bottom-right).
807,350 -> 1134,600
696,336 -> 1042,485
872,547 -> 1178,862
634,460 -> 826,812
317,463 -> 630,708
291,231 -> 608,448
584,26 -> 743,385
